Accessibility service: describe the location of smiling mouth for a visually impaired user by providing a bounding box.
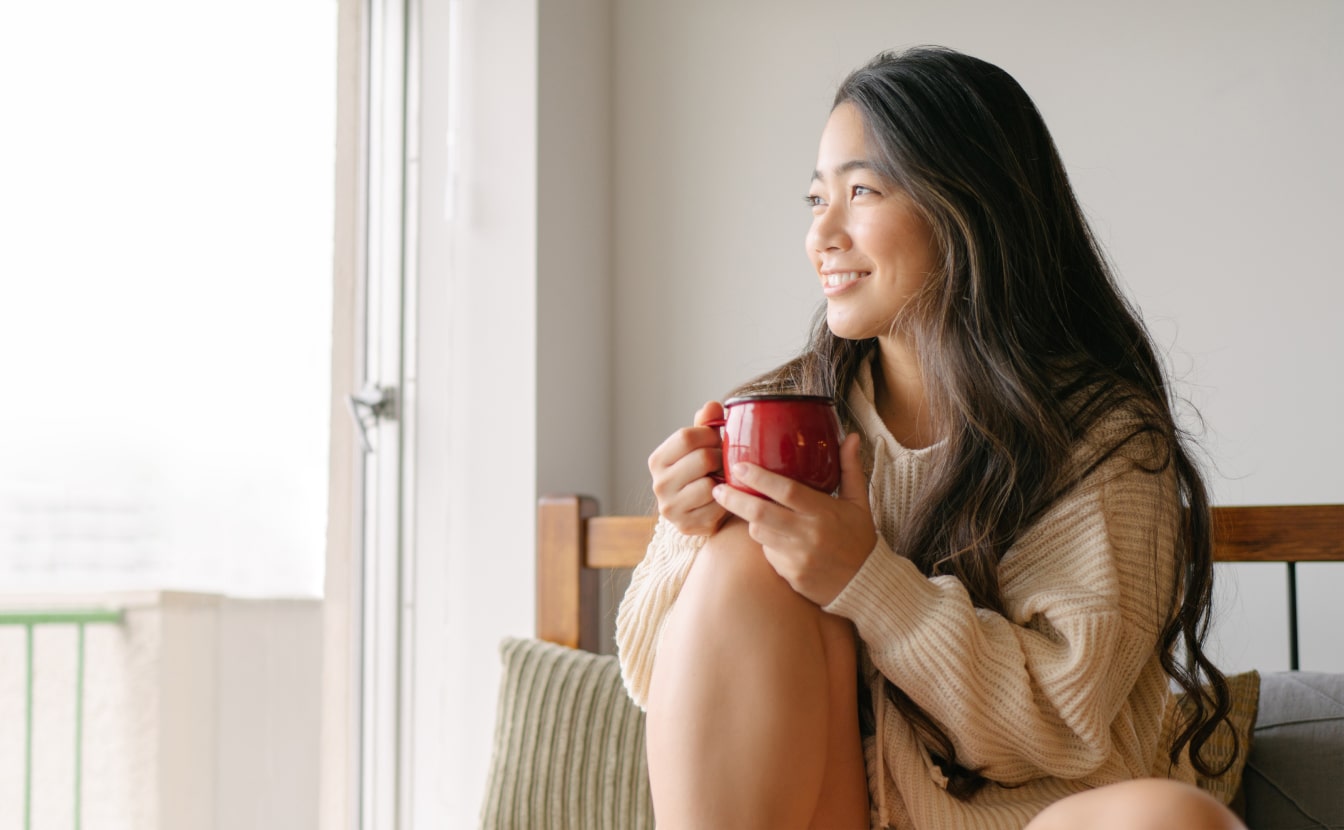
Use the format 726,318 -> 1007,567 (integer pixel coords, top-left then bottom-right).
823,271 -> 868,288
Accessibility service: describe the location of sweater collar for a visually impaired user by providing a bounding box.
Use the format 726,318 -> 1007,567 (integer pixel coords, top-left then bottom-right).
847,354 -> 942,462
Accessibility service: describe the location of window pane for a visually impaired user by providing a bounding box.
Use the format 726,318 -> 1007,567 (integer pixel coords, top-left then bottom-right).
0,0 -> 336,597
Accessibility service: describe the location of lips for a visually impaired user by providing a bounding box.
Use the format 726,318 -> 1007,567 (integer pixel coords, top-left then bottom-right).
821,271 -> 870,295
824,271 -> 867,287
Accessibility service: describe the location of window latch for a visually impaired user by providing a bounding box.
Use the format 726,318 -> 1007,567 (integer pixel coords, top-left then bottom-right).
345,384 -> 398,454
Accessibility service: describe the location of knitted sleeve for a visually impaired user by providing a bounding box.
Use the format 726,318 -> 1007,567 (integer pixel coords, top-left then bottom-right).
615,517 -> 707,709
825,448 -> 1180,784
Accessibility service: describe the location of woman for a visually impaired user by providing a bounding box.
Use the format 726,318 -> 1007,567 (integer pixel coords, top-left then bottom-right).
617,47 -> 1244,830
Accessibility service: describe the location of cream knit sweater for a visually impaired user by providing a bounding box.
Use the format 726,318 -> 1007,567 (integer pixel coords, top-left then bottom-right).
615,360 -> 1195,830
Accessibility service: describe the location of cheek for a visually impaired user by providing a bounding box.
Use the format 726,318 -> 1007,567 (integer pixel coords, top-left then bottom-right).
848,218 -> 887,255
901,217 -> 940,273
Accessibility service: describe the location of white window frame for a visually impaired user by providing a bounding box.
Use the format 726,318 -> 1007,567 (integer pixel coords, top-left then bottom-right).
324,2 -> 607,827
321,0 -> 416,826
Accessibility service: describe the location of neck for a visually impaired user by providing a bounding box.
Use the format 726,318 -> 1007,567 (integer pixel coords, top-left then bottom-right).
873,338 -> 936,450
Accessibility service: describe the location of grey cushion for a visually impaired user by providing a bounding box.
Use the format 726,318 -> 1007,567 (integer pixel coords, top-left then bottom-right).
1242,671 -> 1344,830
479,637 -> 655,830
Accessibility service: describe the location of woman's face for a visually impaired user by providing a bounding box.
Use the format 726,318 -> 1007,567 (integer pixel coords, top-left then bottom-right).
805,102 -> 938,342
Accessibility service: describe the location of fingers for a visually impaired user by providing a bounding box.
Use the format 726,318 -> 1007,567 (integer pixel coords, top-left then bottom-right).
648,401 -> 724,473
711,477 -> 785,528
657,445 -> 722,495
648,401 -> 729,535
837,433 -> 868,505
654,463 -> 724,528
707,436 -> 877,607
647,423 -> 721,483
673,499 -> 729,537
722,461 -> 825,514
693,400 -> 725,427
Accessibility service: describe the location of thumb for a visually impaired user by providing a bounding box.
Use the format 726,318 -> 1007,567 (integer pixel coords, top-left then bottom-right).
693,400 -> 725,427
837,433 -> 869,505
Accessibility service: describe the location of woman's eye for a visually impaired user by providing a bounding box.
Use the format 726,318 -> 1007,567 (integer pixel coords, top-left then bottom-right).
852,185 -> 877,198
804,194 -> 826,208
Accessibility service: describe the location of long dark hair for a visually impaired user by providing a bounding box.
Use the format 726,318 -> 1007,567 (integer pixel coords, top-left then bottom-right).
736,46 -> 1232,799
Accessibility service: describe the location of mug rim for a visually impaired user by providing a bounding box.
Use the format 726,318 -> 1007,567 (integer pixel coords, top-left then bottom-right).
723,393 -> 835,407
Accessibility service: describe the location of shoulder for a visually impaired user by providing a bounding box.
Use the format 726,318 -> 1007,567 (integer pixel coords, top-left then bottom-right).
1065,388 -> 1176,484
1028,394 -> 1183,563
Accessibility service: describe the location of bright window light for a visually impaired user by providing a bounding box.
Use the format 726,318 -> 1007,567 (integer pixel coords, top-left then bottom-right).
0,0 -> 337,597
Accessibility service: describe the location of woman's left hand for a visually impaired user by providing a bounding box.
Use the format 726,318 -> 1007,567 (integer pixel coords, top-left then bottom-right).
712,432 -> 877,606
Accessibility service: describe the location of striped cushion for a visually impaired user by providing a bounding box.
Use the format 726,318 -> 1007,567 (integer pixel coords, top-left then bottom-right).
1179,669 -> 1260,807
479,637 -> 655,830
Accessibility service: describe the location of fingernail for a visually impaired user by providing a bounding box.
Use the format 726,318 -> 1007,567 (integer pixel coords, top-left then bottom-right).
732,462 -> 749,479
712,484 -> 725,500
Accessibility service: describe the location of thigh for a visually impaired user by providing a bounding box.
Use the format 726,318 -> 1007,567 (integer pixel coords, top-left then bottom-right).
1026,779 -> 1245,830
646,518 -> 832,829
809,612 -> 869,830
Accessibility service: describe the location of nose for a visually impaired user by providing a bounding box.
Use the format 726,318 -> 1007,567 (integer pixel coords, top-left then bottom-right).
806,203 -> 849,256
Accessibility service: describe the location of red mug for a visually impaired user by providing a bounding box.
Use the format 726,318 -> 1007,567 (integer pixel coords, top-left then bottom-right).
707,394 -> 843,498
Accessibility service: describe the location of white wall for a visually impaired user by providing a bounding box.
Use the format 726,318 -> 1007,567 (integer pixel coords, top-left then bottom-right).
415,1 -> 614,826
429,0 -> 540,825
609,0 -> 1344,673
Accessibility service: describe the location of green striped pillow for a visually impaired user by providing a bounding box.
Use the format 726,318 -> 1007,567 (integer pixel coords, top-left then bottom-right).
479,637 -> 655,830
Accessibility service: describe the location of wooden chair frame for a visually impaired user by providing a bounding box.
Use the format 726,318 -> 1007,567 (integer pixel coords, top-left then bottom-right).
537,496 -> 1344,669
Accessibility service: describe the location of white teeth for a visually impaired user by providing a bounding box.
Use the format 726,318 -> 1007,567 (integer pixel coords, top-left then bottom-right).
825,272 -> 864,287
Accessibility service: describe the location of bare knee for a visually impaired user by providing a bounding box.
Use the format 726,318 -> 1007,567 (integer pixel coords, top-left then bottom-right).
700,518 -> 784,583
680,517 -> 815,621
1027,779 -> 1245,830
650,517 -> 828,704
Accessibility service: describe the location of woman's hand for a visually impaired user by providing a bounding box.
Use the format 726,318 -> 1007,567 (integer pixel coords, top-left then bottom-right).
711,433 -> 876,606
648,401 -> 730,537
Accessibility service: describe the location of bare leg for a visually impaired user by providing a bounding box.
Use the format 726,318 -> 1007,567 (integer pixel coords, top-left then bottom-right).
1026,779 -> 1247,830
645,518 -> 869,830
813,607 -> 870,829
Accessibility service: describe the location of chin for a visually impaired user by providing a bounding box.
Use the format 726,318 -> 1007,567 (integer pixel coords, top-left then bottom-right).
825,312 -> 873,342
822,304 -> 876,341
828,302 -> 906,342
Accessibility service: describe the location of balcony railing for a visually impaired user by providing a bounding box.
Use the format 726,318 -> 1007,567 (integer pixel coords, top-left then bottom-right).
1,609 -> 124,830
0,591 -> 321,830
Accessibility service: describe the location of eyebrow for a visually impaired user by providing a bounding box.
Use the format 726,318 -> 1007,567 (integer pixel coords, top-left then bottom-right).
811,159 -> 876,182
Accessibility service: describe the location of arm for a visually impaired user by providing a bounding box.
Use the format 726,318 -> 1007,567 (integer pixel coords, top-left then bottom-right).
826,452 -> 1179,784
617,400 -> 728,707
615,517 -> 707,708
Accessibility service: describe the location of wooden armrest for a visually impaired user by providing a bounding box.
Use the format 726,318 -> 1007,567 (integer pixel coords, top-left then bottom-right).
535,499 -> 656,650
587,516 -> 658,569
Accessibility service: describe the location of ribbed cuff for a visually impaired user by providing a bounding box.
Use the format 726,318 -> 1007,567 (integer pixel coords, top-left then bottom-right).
823,536 -> 939,636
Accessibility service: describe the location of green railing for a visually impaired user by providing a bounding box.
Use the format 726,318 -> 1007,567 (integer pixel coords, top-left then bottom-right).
1,610 -> 124,830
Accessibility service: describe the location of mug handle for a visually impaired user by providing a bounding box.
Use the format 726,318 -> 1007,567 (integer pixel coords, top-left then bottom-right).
703,417 -> 727,484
